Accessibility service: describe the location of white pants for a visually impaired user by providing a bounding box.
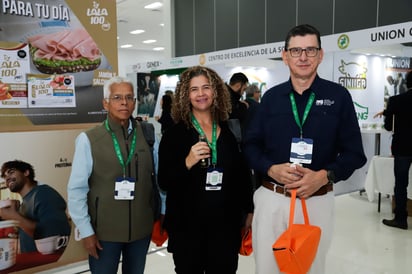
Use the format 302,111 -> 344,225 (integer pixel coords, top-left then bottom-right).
252,186 -> 335,274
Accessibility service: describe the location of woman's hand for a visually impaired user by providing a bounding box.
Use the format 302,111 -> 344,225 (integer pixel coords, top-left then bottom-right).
185,141 -> 211,169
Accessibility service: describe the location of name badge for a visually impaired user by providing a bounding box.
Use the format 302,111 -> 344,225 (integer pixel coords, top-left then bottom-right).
205,167 -> 223,191
290,137 -> 313,164
114,177 -> 136,200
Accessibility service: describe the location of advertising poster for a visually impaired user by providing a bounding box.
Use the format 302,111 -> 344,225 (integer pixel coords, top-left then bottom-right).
0,0 -> 118,131
384,57 -> 412,105
27,74 -> 76,108
0,43 -> 30,108
137,73 -> 161,117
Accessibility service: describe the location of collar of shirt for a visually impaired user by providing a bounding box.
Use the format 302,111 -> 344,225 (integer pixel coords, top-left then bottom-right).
285,74 -> 321,96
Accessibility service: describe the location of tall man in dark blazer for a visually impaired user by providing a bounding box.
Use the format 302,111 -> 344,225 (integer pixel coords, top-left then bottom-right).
382,70 -> 412,229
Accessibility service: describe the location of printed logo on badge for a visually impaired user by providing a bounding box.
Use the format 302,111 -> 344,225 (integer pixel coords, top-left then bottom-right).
205,168 -> 223,191
290,137 -> 313,164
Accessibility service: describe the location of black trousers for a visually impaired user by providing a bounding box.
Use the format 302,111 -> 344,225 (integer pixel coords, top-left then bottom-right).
393,156 -> 412,222
170,221 -> 240,274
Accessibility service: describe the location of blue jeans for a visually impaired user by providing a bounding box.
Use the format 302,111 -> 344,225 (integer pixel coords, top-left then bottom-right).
393,156 -> 412,222
89,235 -> 151,274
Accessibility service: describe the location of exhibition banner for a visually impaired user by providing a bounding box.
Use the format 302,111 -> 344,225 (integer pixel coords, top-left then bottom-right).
0,43 -> 30,108
27,74 -> 76,108
0,0 -> 118,131
133,21 -> 412,72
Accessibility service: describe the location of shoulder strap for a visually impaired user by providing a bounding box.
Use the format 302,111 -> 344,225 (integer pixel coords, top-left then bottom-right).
139,121 -> 161,220
140,121 -> 155,147
227,118 -> 242,144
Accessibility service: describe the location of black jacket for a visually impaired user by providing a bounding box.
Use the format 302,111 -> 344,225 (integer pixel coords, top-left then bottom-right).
158,121 -> 253,252
384,88 -> 412,156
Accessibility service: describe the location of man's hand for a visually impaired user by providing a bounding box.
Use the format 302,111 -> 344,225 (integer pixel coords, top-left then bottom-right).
82,234 -> 103,259
286,165 -> 329,199
373,110 -> 384,118
267,163 -> 303,185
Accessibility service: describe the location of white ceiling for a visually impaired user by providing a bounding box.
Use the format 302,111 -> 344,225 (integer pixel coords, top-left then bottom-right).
116,0 -> 168,52
115,1 -> 412,58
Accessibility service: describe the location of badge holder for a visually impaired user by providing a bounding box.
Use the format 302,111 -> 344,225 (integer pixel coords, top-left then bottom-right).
290,137 -> 313,164
205,167 -> 223,191
114,177 -> 136,200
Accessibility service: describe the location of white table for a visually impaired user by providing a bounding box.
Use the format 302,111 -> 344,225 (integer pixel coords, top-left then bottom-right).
360,128 -> 385,155
364,155 -> 412,211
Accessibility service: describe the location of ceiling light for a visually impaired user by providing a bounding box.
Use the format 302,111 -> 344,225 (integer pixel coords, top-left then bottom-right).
120,44 -> 133,48
130,29 -> 145,35
144,2 -> 163,10
160,23 -> 164,27
153,47 -> 164,51
143,39 -> 156,44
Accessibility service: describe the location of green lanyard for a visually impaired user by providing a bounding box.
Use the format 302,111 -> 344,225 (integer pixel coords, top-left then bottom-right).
289,92 -> 315,138
191,114 -> 217,166
105,119 -> 137,177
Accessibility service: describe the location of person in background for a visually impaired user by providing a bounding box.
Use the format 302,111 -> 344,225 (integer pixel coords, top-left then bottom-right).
243,84 -> 262,190
227,72 -> 249,126
158,66 -> 254,274
155,93 -> 175,134
67,76 -> 157,274
381,70 -> 412,230
243,24 -> 366,274
243,84 -> 261,132
0,160 -> 71,253
165,89 -> 174,97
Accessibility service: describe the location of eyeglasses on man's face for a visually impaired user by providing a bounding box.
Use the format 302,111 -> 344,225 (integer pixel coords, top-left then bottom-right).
287,47 -> 320,57
106,95 -> 136,103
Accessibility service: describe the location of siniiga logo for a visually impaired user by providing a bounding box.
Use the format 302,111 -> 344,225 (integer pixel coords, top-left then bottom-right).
337,34 -> 350,50
338,60 -> 368,90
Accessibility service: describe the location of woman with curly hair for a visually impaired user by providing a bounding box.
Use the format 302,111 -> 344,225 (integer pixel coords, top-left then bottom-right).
158,66 -> 254,274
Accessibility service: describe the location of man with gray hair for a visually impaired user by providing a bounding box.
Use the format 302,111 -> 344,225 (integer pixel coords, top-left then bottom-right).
67,76 -> 158,274
243,84 -> 261,135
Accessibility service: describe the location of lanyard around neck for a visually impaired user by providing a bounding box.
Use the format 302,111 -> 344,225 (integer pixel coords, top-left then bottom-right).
105,119 -> 137,177
191,114 -> 217,165
289,92 -> 315,138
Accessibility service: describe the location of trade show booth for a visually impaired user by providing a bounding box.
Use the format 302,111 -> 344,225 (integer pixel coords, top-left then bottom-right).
128,21 -> 412,195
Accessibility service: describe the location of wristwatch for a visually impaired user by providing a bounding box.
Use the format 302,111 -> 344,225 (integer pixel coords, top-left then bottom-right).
327,170 -> 335,184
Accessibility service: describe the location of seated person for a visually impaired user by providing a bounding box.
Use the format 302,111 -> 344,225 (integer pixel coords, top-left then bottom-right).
0,160 -> 71,253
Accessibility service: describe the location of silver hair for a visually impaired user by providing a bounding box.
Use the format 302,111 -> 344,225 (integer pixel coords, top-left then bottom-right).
245,84 -> 260,98
103,76 -> 135,100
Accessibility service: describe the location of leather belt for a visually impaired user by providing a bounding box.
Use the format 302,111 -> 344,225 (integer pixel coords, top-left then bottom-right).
262,180 -> 333,198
